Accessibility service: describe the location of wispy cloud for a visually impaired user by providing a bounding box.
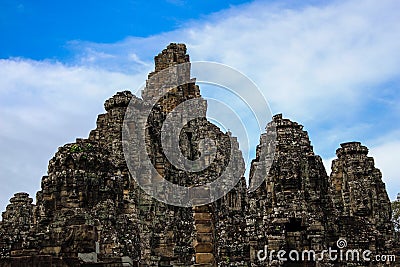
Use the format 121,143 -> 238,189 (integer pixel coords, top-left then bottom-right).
370,138 -> 400,200
69,0 -> 400,125
0,59 -> 145,211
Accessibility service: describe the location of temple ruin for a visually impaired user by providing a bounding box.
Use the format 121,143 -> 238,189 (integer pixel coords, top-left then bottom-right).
0,43 -> 396,266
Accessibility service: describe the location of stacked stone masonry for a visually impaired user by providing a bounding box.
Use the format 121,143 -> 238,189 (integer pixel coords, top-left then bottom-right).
0,43 -> 396,266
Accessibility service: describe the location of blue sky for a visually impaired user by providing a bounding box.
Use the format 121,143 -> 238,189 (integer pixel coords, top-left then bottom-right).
0,0 -> 254,59
1,0 -> 400,212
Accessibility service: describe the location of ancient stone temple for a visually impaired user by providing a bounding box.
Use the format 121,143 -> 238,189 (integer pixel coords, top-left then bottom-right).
0,43 -> 396,266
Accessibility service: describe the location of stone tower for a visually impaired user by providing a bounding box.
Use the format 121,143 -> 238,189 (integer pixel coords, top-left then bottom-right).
329,142 -> 394,266
247,114 -> 333,266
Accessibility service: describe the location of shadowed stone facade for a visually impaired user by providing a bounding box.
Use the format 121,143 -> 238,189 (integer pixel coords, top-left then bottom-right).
0,44 -> 396,266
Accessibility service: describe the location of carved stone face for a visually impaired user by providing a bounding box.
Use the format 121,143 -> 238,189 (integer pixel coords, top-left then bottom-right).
350,180 -> 371,216
62,171 -> 81,209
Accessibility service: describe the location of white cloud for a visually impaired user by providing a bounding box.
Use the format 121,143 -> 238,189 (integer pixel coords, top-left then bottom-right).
370,138 -> 400,201
322,157 -> 335,175
184,0 -> 400,119
69,0 -> 400,123
0,59 -> 146,212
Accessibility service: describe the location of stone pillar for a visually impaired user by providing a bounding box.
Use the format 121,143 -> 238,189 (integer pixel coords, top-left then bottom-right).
193,204 -> 216,266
